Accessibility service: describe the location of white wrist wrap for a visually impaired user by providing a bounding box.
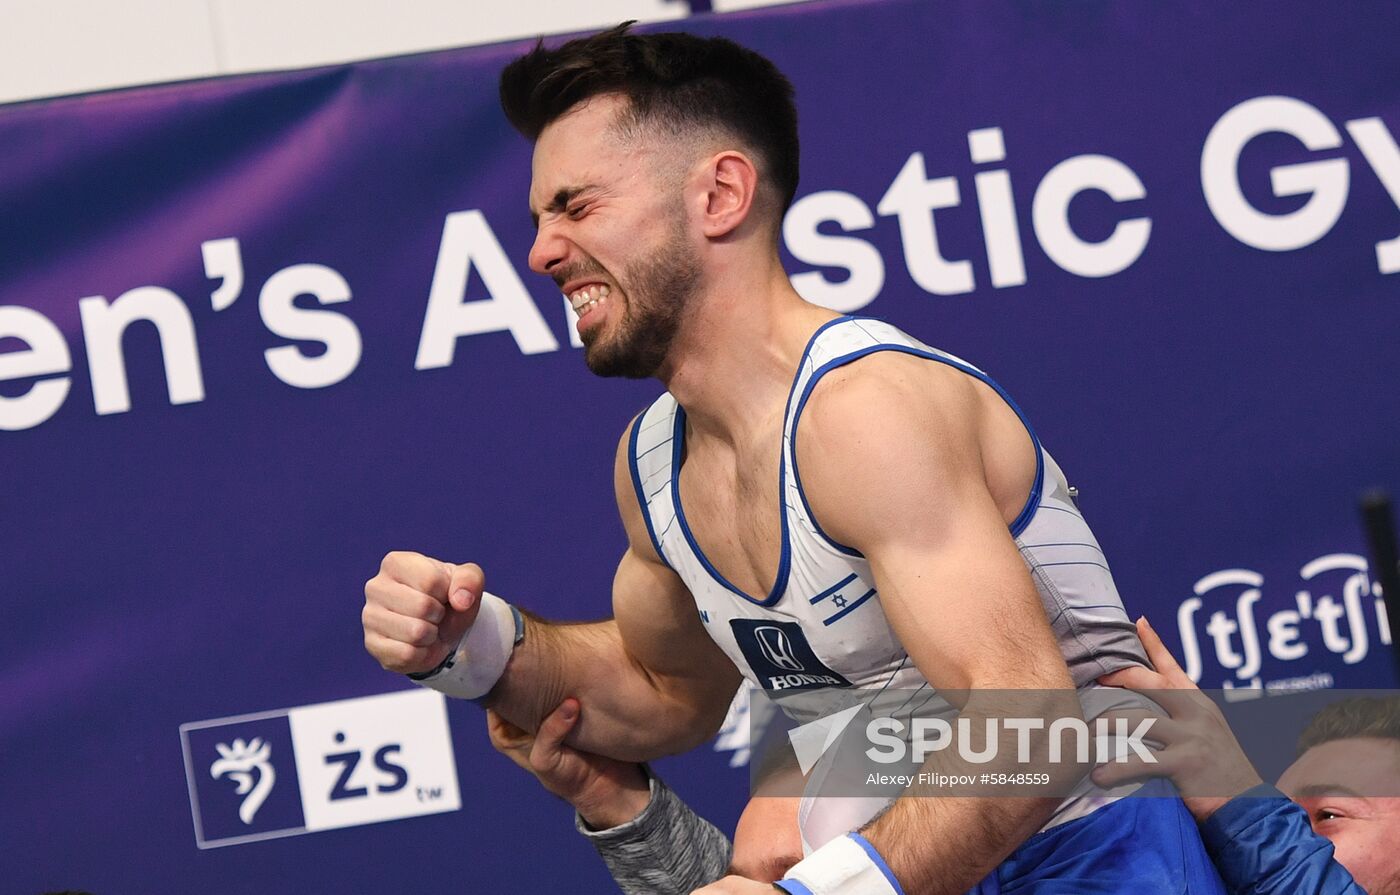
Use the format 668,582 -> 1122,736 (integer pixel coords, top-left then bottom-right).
781,834 -> 903,895
411,592 -> 518,700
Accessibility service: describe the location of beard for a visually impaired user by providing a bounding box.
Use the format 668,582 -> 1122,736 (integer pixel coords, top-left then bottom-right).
571,220 -> 702,380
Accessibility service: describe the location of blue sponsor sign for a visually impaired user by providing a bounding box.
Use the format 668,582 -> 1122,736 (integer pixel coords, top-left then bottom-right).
731,618 -> 854,690
182,713 -> 306,847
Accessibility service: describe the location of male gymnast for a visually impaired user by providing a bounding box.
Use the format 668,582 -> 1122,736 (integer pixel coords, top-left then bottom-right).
363,24 -> 1224,894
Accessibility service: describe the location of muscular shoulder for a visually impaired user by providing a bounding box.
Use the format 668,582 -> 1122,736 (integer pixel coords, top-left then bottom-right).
612,413 -> 668,567
795,352 -> 988,550
799,351 -> 982,467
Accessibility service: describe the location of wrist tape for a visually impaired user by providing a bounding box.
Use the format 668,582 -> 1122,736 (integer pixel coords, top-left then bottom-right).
775,833 -> 904,895
408,591 -> 521,701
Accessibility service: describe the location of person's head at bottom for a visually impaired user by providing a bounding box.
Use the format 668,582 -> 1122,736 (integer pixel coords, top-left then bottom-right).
1276,696 -> 1400,895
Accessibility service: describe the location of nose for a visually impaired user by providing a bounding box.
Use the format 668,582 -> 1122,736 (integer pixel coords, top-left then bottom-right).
528,222 -> 569,277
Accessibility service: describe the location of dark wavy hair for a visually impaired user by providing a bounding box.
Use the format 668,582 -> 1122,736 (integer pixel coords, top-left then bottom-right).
499,22 -> 799,214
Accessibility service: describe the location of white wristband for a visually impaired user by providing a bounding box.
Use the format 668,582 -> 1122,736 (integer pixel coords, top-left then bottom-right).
410,591 -> 520,701
778,833 -> 904,895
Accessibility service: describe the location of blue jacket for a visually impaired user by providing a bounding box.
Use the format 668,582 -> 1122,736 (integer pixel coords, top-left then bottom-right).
1201,784 -> 1364,895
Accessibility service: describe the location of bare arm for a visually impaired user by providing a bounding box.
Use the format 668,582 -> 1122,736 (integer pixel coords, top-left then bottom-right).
485,423 -> 740,758
363,421 -> 739,761
797,354 -> 1079,894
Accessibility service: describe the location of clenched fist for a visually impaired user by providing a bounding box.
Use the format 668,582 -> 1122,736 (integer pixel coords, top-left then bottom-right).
363,551 -> 485,675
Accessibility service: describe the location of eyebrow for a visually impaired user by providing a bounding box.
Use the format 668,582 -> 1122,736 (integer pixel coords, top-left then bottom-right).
1294,784 -> 1368,799
530,184 -> 597,227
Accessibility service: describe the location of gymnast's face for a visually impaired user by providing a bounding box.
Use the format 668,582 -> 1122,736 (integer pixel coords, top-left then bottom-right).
1276,737 -> 1400,895
528,94 -> 703,379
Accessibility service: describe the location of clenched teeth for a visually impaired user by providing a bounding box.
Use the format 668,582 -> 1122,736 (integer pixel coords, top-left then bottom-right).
568,283 -> 611,314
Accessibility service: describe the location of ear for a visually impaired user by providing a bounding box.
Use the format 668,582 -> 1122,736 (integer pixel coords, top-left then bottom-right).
698,150 -> 760,239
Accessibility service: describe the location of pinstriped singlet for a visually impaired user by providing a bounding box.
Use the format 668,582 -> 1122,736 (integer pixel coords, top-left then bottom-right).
628,316 -> 1149,847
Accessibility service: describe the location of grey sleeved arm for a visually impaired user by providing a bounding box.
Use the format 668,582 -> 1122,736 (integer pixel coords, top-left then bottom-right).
575,769 -> 733,895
